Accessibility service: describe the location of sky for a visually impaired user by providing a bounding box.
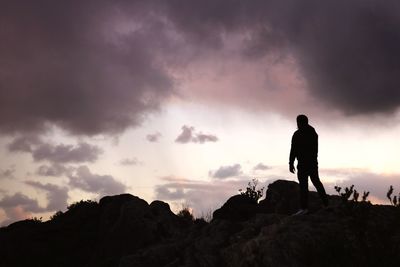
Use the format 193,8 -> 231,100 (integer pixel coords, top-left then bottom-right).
1,0 -> 400,225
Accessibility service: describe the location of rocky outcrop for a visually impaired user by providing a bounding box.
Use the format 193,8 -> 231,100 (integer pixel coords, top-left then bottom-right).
0,179 -> 399,267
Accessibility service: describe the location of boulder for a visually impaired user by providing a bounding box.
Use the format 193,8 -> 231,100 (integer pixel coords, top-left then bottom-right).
213,194 -> 258,221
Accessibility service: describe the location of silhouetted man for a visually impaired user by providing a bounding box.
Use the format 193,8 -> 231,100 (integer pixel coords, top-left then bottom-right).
289,114 -> 328,215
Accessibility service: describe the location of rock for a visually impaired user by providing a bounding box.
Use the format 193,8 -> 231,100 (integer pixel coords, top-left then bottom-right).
259,179 -> 300,214
222,204 -> 400,267
1,180 -> 399,267
213,194 -> 258,221
259,179 -> 341,215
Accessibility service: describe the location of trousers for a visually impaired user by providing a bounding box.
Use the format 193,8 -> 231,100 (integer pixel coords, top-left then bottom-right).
297,164 -> 328,209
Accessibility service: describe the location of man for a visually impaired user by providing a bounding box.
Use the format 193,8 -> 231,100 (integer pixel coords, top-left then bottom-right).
289,114 -> 328,215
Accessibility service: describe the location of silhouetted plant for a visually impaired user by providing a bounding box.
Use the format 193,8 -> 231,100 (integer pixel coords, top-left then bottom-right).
353,190 -> 359,202
200,209 -> 213,223
50,210 -> 64,221
362,191 -> 370,202
177,206 -> 194,222
239,178 -> 265,202
387,185 -> 400,207
28,216 -> 42,223
334,185 -> 369,203
67,199 -> 97,211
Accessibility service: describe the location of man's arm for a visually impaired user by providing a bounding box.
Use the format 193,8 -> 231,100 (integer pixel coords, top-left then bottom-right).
289,133 -> 296,173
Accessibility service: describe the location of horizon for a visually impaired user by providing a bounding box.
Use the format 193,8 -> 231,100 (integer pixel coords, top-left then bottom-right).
1,0 -> 400,226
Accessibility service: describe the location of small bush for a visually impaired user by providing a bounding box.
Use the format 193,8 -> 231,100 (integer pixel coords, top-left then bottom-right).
334,185 -> 370,203
50,210 -> 64,221
177,206 -> 194,222
28,217 -> 42,223
67,199 -> 97,211
387,185 -> 400,207
239,178 -> 265,203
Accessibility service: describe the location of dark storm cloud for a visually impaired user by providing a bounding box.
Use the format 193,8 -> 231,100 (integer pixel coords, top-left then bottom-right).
1,0 -> 399,137
209,164 -> 243,179
68,165 -> 127,196
160,0 -> 400,115
175,125 -> 218,144
7,135 -> 42,153
0,1 -> 174,135
8,136 -> 102,163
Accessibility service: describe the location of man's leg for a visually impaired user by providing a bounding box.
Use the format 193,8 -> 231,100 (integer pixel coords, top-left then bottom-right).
297,168 -> 309,209
309,166 -> 329,206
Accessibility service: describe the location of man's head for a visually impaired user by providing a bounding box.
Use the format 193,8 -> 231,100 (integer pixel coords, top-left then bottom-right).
296,114 -> 308,129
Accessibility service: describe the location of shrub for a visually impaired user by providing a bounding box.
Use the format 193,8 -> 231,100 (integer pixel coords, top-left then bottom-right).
334,185 -> 370,203
387,185 -> 400,207
177,206 -> 194,222
50,210 -> 64,221
67,199 -> 97,211
28,217 -> 42,223
239,178 -> 265,202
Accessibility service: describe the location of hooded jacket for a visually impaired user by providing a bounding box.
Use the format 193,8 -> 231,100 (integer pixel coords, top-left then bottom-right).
289,124 -> 318,167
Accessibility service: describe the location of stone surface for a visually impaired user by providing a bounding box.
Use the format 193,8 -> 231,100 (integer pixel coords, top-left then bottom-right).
0,180 -> 399,267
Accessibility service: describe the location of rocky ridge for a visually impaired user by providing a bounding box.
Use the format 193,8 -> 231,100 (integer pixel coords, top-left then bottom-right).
1,179 -> 399,267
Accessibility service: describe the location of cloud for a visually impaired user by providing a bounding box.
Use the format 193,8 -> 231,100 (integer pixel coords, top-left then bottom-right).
209,164 -> 242,179
119,158 -> 140,166
160,0 -> 400,116
7,135 -> 41,153
0,193 -> 44,226
155,177 -> 242,216
175,125 -> 195,144
155,186 -> 185,200
320,168 -> 400,204
0,166 -> 15,179
25,181 -> 69,211
8,136 -> 102,163
1,0 -> 399,138
68,166 -> 127,196
196,132 -> 219,144
0,181 -> 69,225
36,164 -> 71,177
253,163 -> 270,171
31,142 -> 102,163
175,125 -> 218,144
155,176 -> 270,217
146,132 -> 162,142
0,1 -> 174,136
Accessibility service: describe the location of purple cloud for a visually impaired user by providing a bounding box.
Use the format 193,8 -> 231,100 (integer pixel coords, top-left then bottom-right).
25,181 -> 69,211
0,1 -> 174,136
155,176 -> 267,217
0,166 -> 15,179
119,158 -> 140,166
146,132 -> 162,142
8,136 -> 102,164
36,164 -> 71,177
0,180 -> 69,226
1,0 -> 399,139
68,166 -> 127,196
175,125 -> 218,144
253,163 -> 270,171
209,164 -> 242,179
